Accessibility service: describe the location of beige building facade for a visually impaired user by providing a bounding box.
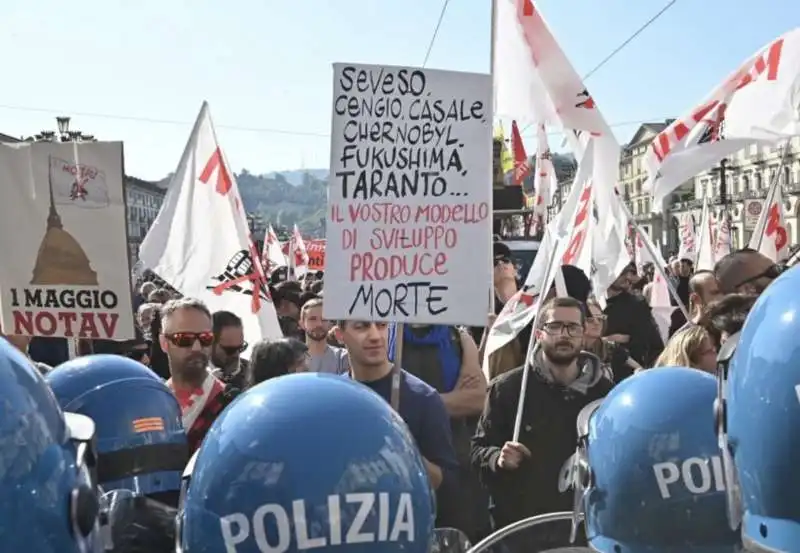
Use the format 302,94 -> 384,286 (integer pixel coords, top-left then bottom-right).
619,121 -> 696,247
125,177 -> 166,265
667,136 -> 800,253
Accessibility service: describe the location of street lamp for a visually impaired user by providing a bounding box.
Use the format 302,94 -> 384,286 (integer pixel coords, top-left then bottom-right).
712,157 -> 740,248
56,116 -> 70,137
25,117 -> 97,143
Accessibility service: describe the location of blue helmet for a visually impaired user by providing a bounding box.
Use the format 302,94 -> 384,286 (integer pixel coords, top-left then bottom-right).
721,265 -> 800,551
46,354 -> 188,500
563,367 -> 740,552
178,373 -> 435,553
0,338 -> 103,552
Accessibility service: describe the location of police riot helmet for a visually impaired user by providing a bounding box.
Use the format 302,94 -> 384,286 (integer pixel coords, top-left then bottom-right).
46,354 -> 188,502
563,367 -> 740,552
0,338 -> 103,552
721,265 -> 800,551
177,372 -> 435,553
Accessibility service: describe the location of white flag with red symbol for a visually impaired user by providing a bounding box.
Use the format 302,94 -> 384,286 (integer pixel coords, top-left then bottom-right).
677,214 -> 697,262
49,156 -> 111,209
280,224 -> 310,277
713,212 -> 732,260
139,102 -> 283,355
530,123 -> 556,233
646,28 -> 800,211
262,224 -> 287,275
695,197 -> 717,272
748,177 -> 790,261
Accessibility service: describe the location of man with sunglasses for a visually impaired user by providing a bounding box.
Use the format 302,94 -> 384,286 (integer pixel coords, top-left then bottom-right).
160,297 -> 233,454
210,310 -> 249,389
715,248 -> 784,296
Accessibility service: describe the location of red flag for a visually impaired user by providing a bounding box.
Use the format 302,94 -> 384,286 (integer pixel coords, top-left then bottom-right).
511,120 -> 531,186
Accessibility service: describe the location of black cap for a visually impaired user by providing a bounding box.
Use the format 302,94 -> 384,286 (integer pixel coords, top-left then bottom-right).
493,241 -> 512,259
560,265 -> 592,303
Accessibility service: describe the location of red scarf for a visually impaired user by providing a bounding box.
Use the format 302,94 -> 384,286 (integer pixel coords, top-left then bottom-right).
167,370 -> 225,436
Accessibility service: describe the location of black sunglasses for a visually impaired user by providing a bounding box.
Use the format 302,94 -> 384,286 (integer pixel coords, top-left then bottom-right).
220,342 -> 248,355
731,264 -> 784,290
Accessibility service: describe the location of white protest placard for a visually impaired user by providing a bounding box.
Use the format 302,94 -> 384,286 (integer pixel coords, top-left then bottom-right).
0,141 -> 135,340
324,63 -> 492,326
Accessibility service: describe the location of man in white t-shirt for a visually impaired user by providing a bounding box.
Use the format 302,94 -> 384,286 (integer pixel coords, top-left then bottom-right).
299,297 -> 349,374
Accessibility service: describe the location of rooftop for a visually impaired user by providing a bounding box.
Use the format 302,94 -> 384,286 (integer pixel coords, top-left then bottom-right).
126,175 -> 166,195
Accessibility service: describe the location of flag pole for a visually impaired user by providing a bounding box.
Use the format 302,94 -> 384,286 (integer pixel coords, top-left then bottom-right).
617,195 -> 690,321
488,0 -> 497,314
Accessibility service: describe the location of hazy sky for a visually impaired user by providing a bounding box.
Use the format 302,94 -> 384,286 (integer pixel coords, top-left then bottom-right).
1,1 -> 794,180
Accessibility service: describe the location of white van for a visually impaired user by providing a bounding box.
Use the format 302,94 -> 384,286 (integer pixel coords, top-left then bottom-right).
504,239 -> 541,282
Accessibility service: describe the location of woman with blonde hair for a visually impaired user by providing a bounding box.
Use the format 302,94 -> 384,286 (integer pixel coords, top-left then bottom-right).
653,325 -> 717,373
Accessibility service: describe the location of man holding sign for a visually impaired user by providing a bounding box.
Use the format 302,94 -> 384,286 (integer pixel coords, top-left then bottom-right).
335,320 -> 458,494
324,61 -> 490,534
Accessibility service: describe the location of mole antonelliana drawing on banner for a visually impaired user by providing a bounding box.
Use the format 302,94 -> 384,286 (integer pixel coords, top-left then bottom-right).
0,142 -> 135,340
30,156 -> 107,286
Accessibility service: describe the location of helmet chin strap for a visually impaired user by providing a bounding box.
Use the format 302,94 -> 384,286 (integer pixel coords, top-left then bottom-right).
715,330 -> 743,531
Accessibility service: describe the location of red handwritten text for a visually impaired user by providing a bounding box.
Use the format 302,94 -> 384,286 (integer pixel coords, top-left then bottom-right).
369,226 -> 457,250
350,252 -> 448,281
342,201 -> 489,225
60,161 -> 99,182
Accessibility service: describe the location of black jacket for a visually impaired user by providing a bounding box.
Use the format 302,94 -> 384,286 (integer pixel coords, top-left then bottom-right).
470,352 -> 613,530
604,291 -> 664,367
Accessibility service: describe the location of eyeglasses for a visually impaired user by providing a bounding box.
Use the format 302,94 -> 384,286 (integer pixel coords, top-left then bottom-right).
220,342 -> 248,355
731,264 -> 784,290
542,321 -> 584,337
164,331 -> 214,348
587,314 -> 607,325
494,256 -> 512,267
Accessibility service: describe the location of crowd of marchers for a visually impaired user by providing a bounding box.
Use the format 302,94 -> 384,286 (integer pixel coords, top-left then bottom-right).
0,242 -> 788,551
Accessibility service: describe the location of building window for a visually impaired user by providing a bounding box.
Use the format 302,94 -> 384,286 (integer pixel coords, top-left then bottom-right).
783,166 -> 791,185
742,175 -> 750,191
755,172 -> 762,189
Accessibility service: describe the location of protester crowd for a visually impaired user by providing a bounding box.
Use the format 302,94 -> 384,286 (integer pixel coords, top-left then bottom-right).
1,235 -> 793,552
